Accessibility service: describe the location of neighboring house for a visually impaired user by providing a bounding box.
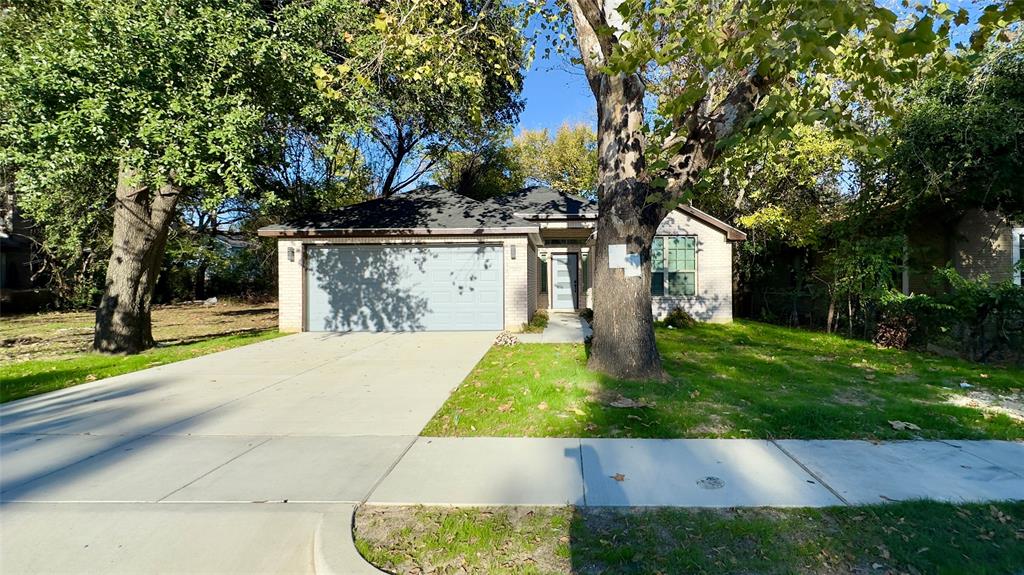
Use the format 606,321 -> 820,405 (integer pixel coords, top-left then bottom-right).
1,189 -> 51,313
258,186 -> 745,332
905,207 -> 1023,293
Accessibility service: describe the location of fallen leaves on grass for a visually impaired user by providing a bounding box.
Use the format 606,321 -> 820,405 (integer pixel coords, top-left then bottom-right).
607,395 -> 655,408
888,420 -> 921,431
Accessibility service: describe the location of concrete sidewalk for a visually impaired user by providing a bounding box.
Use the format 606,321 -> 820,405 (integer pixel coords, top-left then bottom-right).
365,437 -> 1024,507
0,332 -> 496,575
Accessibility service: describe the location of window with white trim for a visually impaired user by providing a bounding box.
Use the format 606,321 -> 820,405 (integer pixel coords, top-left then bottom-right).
651,236 -> 697,297
1013,227 -> 1023,286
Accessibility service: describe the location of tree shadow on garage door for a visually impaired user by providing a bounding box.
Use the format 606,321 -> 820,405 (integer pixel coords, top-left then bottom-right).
307,246 -> 435,332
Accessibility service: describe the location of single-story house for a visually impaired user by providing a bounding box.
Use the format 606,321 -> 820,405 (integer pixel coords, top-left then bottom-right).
258,186 -> 746,332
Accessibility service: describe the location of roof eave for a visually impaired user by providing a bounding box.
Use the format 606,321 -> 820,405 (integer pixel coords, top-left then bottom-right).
675,205 -> 747,242
257,226 -> 540,238
515,213 -> 599,220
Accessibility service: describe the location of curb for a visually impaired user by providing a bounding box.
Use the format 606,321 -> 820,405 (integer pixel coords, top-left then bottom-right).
313,507 -> 388,575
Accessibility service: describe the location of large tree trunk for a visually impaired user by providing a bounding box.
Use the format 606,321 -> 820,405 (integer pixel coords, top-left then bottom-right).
587,74 -> 667,381
565,0 -> 768,381
93,166 -> 180,354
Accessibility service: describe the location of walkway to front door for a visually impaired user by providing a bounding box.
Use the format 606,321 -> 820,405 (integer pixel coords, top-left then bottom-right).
550,254 -> 578,310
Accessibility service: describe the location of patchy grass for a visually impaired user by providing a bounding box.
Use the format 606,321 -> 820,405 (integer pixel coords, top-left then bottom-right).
0,300 -> 281,403
356,506 -> 571,575
355,502 -> 1024,575
0,299 -> 278,363
422,321 -> 1024,440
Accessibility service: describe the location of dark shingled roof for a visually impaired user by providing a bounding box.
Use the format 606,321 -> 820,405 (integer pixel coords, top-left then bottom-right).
258,187 -> 538,237
484,186 -> 597,219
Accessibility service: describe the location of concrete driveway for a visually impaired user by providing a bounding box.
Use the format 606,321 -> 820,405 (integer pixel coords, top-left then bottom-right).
0,331 -> 494,574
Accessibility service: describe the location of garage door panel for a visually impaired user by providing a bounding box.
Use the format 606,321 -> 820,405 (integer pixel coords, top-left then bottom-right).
305,245 -> 503,332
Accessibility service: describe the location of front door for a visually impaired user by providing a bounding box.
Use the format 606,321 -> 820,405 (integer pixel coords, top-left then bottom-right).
551,254 -> 578,310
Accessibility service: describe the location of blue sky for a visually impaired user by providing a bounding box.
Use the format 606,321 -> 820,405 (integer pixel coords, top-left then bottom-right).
513,0 -> 986,135
515,41 -> 596,134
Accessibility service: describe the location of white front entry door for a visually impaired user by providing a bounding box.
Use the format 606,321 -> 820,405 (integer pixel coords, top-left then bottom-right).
551,254 -> 578,310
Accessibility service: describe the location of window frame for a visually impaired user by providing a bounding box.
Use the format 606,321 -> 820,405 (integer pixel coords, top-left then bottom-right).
650,235 -> 697,297
539,254 -> 548,294
1013,227 -> 1023,286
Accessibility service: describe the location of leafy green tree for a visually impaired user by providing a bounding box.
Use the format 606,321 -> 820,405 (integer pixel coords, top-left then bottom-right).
318,0 -> 527,198
432,132 -> 525,200
888,39 -> 1024,221
535,0 -> 1012,379
512,123 -> 599,194
0,0 -> 337,352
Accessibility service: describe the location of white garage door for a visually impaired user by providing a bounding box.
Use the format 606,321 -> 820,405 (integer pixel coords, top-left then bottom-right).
304,245 -> 503,331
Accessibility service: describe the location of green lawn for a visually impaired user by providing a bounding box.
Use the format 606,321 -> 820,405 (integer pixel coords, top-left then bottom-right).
355,502 -> 1024,575
0,330 -> 283,403
423,321 -> 1024,440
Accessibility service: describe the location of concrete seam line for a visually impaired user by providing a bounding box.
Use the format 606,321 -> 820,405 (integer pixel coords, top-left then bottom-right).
154,437 -> 274,503
937,440 -> 1024,480
358,435 -> 419,505
769,439 -> 850,506
578,438 -> 588,507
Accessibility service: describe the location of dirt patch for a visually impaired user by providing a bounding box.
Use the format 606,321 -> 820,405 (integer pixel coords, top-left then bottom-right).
946,389 -> 1024,422
1,300 -> 278,362
689,413 -> 733,435
830,389 -> 880,407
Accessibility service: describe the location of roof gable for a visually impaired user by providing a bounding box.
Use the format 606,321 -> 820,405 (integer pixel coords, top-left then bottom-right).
674,204 -> 747,241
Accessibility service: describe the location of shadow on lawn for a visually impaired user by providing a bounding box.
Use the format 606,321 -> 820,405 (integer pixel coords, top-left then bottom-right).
157,327 -> 272,347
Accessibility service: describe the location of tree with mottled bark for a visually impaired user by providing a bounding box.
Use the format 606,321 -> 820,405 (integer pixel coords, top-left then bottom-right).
536,0 -> 1017,380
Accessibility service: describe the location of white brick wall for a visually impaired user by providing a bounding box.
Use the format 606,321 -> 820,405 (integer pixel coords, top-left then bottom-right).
274,235 -> 532,332
653,210 -> 734,323
277,239 -> 304,332
527,242 -> 538,321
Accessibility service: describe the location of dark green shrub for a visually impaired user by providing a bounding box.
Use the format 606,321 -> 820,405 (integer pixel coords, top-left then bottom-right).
874,268 -> 1024,363
663,307 -> 696,329
522,309 -> 549,333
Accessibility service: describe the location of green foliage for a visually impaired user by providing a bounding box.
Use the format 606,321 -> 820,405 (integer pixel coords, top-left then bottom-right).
432,131 -> 525,200
932,266 -> 1024,362
434,123 -> 599,198
10,163 -> 114,307
511,124 -> 598,194
888,40 -> 1024,220
0,0 -> 328,199
874,268 -> 1024,363
661,307 -> 696,329
613,0 -> 967,168
521,309 -> 549,333
316,0 -> 527,197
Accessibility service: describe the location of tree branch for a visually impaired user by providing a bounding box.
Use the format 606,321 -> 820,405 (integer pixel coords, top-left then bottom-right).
653,72 -> 771,219
565,0 -> 611,98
